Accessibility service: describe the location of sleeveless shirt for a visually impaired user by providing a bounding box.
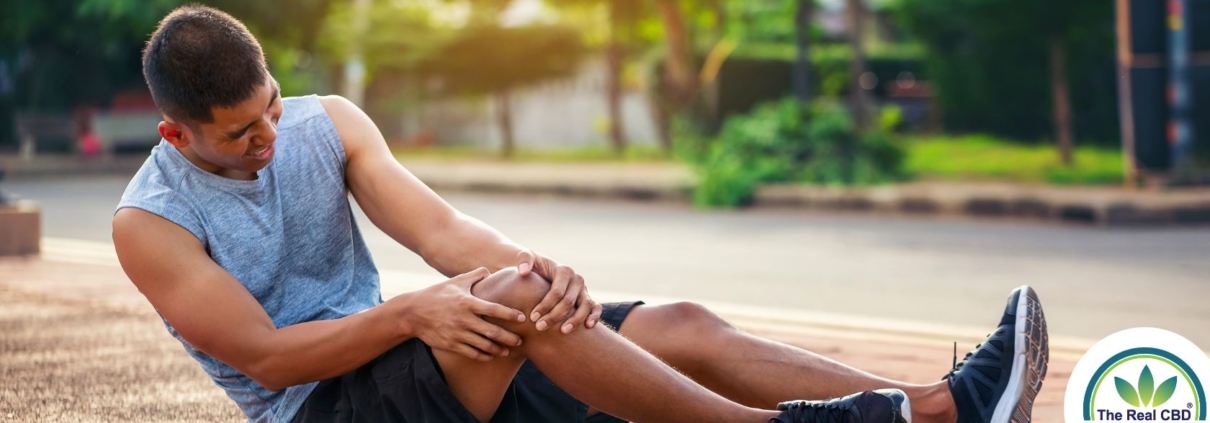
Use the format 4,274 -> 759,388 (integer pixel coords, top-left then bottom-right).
117,95 -> 382,423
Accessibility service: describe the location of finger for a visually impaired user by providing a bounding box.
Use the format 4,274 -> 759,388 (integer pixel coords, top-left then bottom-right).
530,265 -> 572,324
453,343 -> 492,362
538,273 -> 581,332
530,254 -> 557,281
516,250 -> 534,275
450,267 -> 491,290
528,265 -> 568,324
470,318 -> 523,348
471,297 -> 526,323
586,299 -> 604,329
463,332 -> 509,358
561,290 -> 593,334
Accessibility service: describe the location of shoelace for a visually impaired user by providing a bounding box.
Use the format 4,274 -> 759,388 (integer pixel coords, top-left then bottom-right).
943,338 -> 984,381
781,400 -> 855,423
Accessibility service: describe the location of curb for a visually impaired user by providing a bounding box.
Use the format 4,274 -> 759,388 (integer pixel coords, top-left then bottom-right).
753,183 -> 1210,226
0,155 -> 145,180
7,154 -> 1210,226
400,160 -> 694,202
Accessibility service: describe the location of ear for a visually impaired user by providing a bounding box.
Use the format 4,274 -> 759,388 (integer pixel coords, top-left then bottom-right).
158,120 -> 189,148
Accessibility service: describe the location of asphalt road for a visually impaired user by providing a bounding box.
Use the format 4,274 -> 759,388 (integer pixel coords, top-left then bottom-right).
6,174 -> 1210,347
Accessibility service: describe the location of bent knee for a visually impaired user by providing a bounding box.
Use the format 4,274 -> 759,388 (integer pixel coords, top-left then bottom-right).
657,301 -> 734,334
470,267 -> 549,312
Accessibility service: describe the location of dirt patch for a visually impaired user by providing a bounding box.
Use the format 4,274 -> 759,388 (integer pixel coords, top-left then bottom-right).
0,288 -> 243,423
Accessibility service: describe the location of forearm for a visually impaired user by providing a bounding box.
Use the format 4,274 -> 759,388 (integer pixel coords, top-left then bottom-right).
245,297 -> 413,391
421,211 -> 525,277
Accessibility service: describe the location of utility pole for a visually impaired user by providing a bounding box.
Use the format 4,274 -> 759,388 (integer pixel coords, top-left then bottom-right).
846,0 -> 869,130
1168,0 -> 1194,176
793,0 -> 812,101
1114,0 -> 1138,186
343,0 -> 371,108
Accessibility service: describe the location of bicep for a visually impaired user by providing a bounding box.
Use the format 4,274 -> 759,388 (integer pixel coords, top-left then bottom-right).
319,95 -> 457,252
113,208 -> 276,370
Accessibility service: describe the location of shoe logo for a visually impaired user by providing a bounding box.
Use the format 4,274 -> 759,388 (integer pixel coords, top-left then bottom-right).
1065,328 -> 1209,422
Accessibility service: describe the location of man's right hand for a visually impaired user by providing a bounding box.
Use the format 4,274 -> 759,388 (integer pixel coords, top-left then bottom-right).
396,268 -> 528,362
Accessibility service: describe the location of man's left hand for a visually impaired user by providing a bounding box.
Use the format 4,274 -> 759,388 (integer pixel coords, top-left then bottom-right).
517,250 -> 603,334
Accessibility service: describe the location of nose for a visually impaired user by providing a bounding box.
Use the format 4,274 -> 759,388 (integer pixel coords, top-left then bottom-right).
252,117 -> 278,146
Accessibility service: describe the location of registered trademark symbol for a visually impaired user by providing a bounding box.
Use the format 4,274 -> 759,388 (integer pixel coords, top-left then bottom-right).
1190,402 -> 1195,409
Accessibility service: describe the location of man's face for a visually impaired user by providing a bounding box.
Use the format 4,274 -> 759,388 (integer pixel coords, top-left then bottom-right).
168,79 -> 283,180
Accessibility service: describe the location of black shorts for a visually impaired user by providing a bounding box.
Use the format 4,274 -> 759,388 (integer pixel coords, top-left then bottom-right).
290,301 -> 644,423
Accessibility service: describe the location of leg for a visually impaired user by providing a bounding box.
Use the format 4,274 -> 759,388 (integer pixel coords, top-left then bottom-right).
616,302 -> 957,423
431,268 -> 779,423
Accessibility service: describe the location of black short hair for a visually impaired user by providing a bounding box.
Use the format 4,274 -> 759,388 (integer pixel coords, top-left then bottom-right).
142,5 -> 268,124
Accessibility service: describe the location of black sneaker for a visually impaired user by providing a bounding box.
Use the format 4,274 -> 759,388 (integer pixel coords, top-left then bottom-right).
944,285 -> 1049,423
771,389 -> 911,423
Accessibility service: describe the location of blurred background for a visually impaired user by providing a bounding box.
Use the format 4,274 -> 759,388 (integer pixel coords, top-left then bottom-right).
2,0 -> 1209,185
1,1 -> 1210,421
3,0 -> 1210,361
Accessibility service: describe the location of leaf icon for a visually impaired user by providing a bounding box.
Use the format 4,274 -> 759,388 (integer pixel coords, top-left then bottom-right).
1152,377 -> 1178,407
1140,366 -> 1155,407
1117,377 -> 1141,407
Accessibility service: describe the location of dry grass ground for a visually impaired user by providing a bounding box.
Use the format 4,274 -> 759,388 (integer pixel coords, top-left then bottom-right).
0,258 -> 1071,423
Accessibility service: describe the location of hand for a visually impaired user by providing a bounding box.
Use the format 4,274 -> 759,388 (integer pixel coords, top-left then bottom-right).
401,268 -> 528,361
517,251 -> 603,334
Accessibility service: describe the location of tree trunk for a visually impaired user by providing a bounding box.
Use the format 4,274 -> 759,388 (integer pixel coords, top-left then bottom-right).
1050,35 -> 1074,166
656,0 -> 695,109
702,0 -> 726,130
846,0 -> 869,130
495,89 -> 515,158
605,42 -> 627,155
793,0 -> 813,101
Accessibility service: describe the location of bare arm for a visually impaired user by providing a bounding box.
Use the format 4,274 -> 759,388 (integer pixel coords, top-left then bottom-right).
321,96 -> 601,333
112,209 -> 523,391
319,96 -> 525,277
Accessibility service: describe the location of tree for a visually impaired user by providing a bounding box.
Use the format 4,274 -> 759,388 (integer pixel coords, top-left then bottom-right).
896,0 -> 1114,161
415,24 -> 587,157
602,0 -> 646,155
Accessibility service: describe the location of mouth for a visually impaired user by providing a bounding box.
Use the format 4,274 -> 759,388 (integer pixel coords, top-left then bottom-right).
248,144 -> 273,160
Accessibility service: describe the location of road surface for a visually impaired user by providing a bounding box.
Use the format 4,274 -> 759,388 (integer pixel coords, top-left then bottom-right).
7,175 -> 1210,347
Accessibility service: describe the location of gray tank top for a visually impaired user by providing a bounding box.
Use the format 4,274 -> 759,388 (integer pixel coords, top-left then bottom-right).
117,95 -> 382,423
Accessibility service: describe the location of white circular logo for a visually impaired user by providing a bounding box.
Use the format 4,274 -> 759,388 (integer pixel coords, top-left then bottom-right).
1065,328 -> 1210,422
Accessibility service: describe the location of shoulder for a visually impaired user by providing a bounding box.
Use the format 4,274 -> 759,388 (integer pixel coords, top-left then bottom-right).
316,95 -> 367,135
113,206 -> 206,268
116,150 -> 207,242
118,147 -> 188,215
316,95 -> 384,160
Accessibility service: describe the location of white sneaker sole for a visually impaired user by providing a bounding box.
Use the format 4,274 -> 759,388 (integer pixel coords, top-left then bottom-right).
989,286 -> 1049,423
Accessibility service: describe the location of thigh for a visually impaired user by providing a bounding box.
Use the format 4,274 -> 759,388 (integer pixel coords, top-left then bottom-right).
292,339 -> 522,423
430,340 -> 526,422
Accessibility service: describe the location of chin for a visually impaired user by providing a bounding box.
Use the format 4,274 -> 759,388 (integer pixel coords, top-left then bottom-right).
245,160 -> 272,173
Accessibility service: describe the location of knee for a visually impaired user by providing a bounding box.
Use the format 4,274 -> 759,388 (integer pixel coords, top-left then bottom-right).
470,267 -> 549,313
657,301 -> 734,337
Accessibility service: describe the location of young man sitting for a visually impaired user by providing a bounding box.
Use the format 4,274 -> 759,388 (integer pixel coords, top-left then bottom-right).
113,6 -> 1049,423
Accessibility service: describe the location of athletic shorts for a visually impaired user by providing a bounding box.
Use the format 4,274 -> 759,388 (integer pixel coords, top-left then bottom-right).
290,301 -> 645,423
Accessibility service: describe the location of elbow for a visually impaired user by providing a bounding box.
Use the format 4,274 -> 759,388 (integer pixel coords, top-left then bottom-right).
243,355 -> 292,392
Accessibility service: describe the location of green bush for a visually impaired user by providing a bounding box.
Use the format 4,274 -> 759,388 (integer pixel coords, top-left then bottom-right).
683,98 -> 907,207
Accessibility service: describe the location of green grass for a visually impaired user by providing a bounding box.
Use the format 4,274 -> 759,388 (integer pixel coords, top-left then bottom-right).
392,144 -> 673,163
904,135 -> 1125,185
393,136 -> 1127,186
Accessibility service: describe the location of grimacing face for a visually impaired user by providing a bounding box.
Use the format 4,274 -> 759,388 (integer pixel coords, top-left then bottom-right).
160,79 -> 283,181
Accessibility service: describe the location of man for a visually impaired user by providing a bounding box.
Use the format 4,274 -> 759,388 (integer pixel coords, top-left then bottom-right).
113,6 -> 1049,423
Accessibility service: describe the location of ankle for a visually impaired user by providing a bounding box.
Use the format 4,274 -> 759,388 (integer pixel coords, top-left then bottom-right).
906,382 -> 957,423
